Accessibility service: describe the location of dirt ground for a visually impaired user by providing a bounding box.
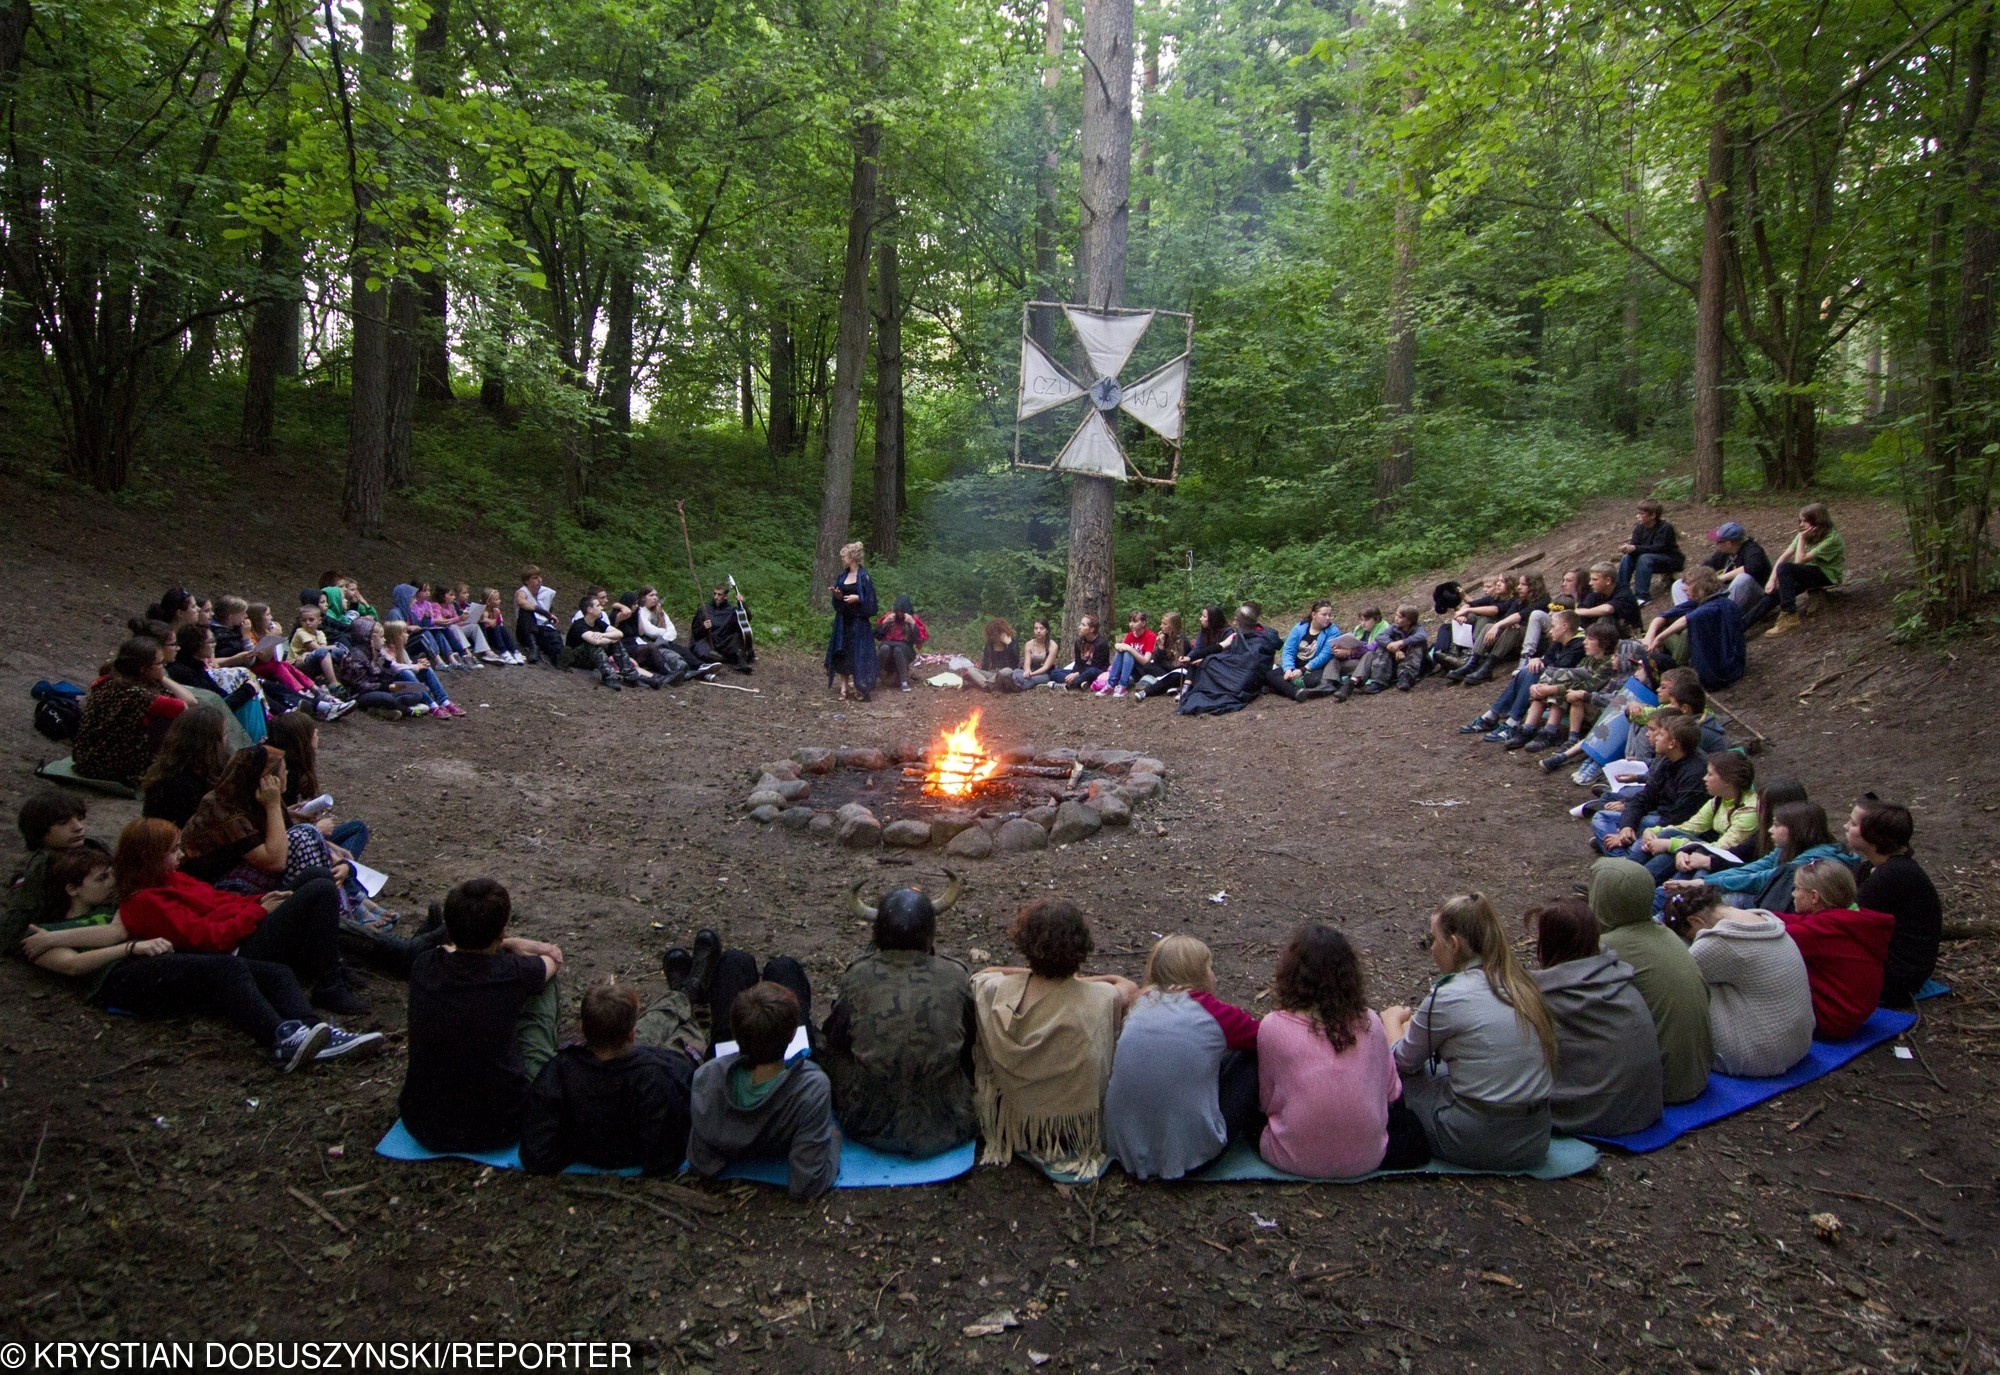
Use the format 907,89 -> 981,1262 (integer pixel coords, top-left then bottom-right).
0,464 -> 1996,1373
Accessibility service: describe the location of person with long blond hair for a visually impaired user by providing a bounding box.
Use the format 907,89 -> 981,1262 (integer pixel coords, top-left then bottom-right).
1383,895 -> 1559,1170
1103,934 -> 1261,1180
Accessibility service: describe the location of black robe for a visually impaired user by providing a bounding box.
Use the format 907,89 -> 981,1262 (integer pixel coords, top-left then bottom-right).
691,597 -> 753,667
1177,627 -> 1281,716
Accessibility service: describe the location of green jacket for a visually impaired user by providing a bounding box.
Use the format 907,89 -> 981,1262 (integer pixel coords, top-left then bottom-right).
820,948 -> 977,1158
1590,858 -> 1712,1104
1648,791 -> 1758,857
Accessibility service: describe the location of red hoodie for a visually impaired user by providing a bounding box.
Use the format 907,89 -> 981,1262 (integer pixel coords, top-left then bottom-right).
119,871 -> 268,954
1780,905 -> 1894,1040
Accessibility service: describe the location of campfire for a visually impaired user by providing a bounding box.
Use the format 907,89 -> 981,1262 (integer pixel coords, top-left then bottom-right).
922,710 -> 1002,797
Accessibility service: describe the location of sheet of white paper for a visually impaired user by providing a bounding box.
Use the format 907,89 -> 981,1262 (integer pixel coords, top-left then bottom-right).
349,860 -> 388,898
294,793 -> 335,818
1603,759 -> 1651,787
711,1027 -> 811,1062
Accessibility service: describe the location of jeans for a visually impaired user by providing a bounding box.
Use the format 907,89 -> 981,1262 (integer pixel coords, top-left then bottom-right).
1105,652 -> 1140,690
483,621 -> 519,656
1592,808 -> 1660,856
709,950 -> 812,1047
878,641 -> 915,687
396,665 -> 449,705
1010,669 -> 1053,690
1488,664 -> 1538,721
1617,552 -> 1680,602
234,876 -> 345,989
98,953 -> 315,1047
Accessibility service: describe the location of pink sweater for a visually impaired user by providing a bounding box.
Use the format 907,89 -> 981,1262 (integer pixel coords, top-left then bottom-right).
1257,1008 -> 1400,1178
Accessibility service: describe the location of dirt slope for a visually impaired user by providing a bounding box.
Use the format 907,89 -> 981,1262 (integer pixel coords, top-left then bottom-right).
0,466 -> 1994,1372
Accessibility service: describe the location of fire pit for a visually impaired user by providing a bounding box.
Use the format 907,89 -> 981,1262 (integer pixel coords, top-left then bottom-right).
742,711 -> 1167,860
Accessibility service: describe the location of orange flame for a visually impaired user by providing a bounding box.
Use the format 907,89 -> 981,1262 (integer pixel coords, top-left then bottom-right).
924,710 -> 1001,797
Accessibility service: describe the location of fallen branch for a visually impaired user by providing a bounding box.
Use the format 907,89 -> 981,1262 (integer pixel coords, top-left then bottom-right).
1808,1186 -> 1947,1236
695,679 -> 761,695
1705,694 -> 1770,746
11,1121 -> 49,1221
561,1182 -> 699,1228
286,1184 -> 351,1234
1503,550 -> 1546,570
1942,921 -> 2000,942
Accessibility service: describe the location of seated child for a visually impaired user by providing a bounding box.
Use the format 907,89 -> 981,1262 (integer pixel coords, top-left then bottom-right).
1259,924 -> 1430,1177
1642,566 -> 1746,691
1574,562 -> 1642,635
1682,896 -> 1814,1077
1445,575 -> 1521,685
1594,713 -> 1708,856
399,878 -> 564,1152
1323,606 -> 1393,701
1779,859 -> 1894,1039
1591,857 -> 1711,1104
1641,751 -> 1757,888
1616,498 -> 1686,602
5,791 -> 93,951
1462,610 -> 1588,739
521,980 -> 696,1175
1104,935 -> 1261,1180
688,981 -> 840,1200
1664,800 -> 1854,914
1503,619 -> 1620,753
1369,605 -> 1430,692
1527,898 -> 1663,1137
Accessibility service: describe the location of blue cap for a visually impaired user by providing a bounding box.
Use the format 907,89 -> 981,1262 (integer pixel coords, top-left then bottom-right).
1710,522 -> 1747,542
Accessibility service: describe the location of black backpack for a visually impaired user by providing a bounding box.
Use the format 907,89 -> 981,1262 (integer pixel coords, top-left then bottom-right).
31,679 -> 85,741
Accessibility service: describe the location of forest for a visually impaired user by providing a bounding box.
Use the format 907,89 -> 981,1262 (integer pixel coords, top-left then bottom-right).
0,0 -> 1995,638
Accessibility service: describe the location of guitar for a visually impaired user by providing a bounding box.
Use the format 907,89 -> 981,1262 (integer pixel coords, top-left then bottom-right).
726,575 -> 754,656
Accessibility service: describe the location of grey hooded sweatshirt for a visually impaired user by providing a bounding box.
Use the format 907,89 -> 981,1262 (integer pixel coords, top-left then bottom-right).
1533,953 -> 1665,1136
687,1054 -> 840,1200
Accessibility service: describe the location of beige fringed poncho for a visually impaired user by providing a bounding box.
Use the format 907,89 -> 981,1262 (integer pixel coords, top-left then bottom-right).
971,971 -> 1121,1180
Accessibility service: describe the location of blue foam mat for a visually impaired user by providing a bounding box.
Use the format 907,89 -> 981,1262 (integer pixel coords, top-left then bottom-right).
375,1119 -> 975,1188
34,755 -> 139,798
1189,1135 -> 1600,1184
1583,1006 -> 1917,1153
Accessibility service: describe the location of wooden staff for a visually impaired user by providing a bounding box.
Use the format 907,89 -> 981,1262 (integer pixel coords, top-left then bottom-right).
674,500 -> 700,599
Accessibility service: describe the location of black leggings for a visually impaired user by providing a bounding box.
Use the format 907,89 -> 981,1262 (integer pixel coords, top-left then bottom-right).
1217,1049 -> 1265,1144
1379,1098 -> 1434,1171
709,950 -> 812,1040
98,954 -> 315,1047
235,875 -> 344,989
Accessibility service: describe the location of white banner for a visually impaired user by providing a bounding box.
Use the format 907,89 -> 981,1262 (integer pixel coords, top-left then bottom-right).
1117,353 -> 1187,441
1053,410 -> 1129,479
1062,307 -> 1153,380
1018,338 -> 1084,419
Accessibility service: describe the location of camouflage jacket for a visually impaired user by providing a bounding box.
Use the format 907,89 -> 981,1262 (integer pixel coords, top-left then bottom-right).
820,949 -> 977,1158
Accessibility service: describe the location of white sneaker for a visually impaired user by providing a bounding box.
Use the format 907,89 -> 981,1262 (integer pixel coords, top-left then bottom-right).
274,1021 -> 331,1073
323,698 -> 357,721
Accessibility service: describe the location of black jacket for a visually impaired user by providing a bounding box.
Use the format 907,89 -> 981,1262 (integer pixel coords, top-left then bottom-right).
1857,855 -> 1943,1006
1630,521 -> 1686,571
1065,635 -> 1111,678
1627,750 -> 1708,828
520,1044 -> 695,1175
1706,538 -> 1772,587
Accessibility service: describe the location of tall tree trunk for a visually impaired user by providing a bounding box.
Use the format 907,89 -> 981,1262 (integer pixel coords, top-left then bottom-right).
768,316 -> 798,457
1616,161 -> 1642,438
1375,88 -> 1420,508
343,0 -> 392,535
241,229 -> 297,453
1922,0 -> 1998,624
1033,0 -> 1064,355
385,279 -> 418,487
479,372 -> 505,412
1064,0 -> 1132,643
599,258 -> 634,464
871,209 -> 903,563
412,0 -> 453,400
1691,93 -> 1734,502
809,124 -> 880,610
1864,331 -> 1884,417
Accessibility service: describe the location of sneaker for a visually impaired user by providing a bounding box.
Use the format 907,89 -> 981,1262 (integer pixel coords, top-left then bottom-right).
312,979 -> 369,1016
1540,752 -> 1571,774
1460,716 -> 1497,734
409,702 -> 431,717
324,698 -> 357,721
1132,688 -> 1148,702
1112,687 -> 1126,698
274,1021 -> 331,1073
1572,761 -> 1604,787
900,682 -> 913,693
364,705 -> 404,722
1481,724 -> 1516,744
1503,729 -> 1535,752
314,1027 -> 387,1062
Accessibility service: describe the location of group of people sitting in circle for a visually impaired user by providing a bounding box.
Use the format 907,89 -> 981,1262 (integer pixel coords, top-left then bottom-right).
65,569 -> 760,793
818,501 -> 1841,723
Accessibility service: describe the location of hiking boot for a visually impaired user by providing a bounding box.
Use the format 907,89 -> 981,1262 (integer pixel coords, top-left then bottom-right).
1504,728 -> 1536,751
1763,611 -> 1803,638
274,1021 -> 331,1073
1461,659 -> 1495,685
315,1027 -> 387,1062
660,946 -> 693,990
686,929 -> 722,1004
1333,682 -> 1353,702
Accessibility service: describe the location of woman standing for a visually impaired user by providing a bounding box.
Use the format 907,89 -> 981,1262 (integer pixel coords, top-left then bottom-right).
824,541 -> 879,701
1384,894 -> 1558,1171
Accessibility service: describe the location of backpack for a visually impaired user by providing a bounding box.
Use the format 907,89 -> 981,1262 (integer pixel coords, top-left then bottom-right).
31,679 -> 85,741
